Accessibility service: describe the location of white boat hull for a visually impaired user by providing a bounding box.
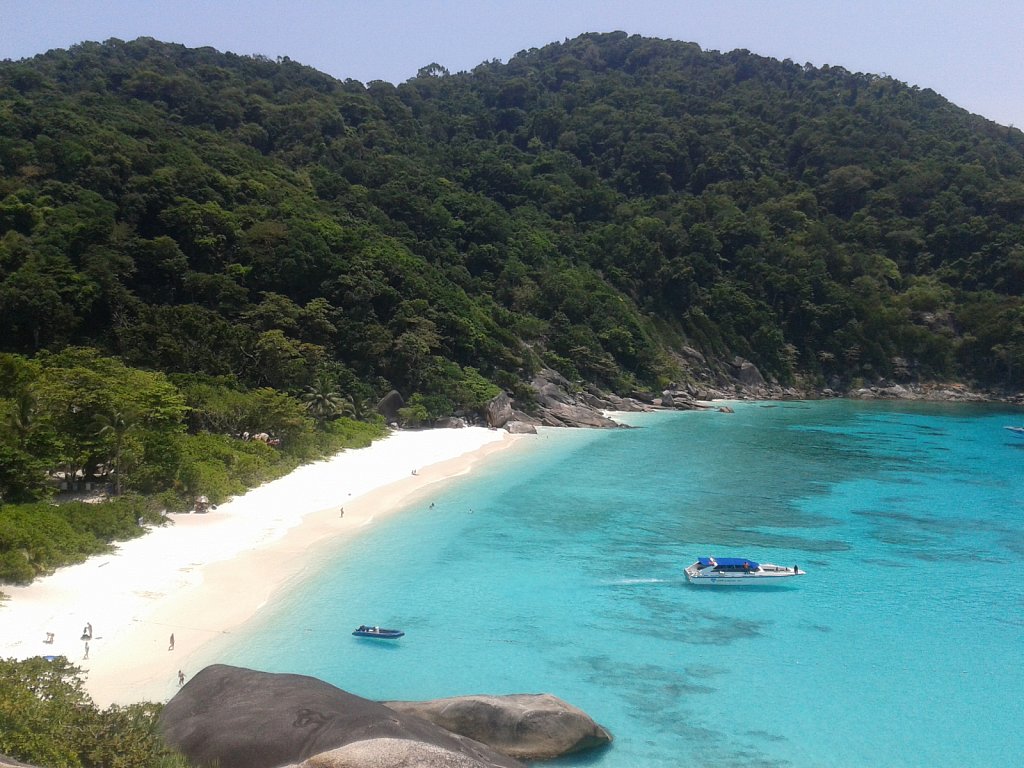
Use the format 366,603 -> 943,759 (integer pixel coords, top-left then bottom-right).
685,562 -> 804,585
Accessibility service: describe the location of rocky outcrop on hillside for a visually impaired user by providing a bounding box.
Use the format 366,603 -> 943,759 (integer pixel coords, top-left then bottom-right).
481,355 -> 1017,436
491,360 -> 789,431
158,665 -> 610,768
846,382 -> 999,402
489,369 -> 636,430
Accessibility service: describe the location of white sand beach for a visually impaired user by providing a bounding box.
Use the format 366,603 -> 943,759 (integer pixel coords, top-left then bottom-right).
0,426 -> 522,707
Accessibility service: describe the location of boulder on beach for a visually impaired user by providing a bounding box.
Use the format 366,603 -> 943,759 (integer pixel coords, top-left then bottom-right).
435,416 -> 468,429
504,420 -> 537,434
485,392 -> 513,428
159,665 -> 522,768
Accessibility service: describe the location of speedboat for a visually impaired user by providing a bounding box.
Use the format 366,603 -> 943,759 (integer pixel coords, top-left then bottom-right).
685,557 -> 804,585
1003,426 -> 1024,438
352,625 -> 405,639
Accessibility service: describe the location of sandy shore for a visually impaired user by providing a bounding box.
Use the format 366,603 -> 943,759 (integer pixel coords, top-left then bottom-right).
0,426 -> 522,706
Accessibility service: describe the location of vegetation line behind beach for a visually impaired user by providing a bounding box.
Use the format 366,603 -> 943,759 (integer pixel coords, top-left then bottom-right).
0,346 -> 386,588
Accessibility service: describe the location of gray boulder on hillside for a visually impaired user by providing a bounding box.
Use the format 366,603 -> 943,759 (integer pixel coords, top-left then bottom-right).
383,694 -> 613,761
731,356 -> 766,388
377,390 -> 405,422
158,665 -> 522,768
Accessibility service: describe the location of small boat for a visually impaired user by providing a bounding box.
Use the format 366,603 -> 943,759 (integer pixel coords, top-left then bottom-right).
352,624 -> 405,639
1003,426 -> 1024,438
685,557 -> 804,585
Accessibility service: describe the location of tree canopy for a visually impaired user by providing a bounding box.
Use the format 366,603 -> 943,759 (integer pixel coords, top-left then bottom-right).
2,33 -> 1024,514
3,31 -> 1024,759
2,34 -> 1022,402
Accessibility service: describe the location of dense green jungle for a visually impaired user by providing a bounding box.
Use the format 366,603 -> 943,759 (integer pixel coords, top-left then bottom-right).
3,29 -> 1024,767
3,31 -> 1024,583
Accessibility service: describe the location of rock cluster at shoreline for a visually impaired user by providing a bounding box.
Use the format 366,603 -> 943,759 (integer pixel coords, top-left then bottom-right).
158,665 -> 612,768
376,349 -> 1024,435
467,357 -> 1022,434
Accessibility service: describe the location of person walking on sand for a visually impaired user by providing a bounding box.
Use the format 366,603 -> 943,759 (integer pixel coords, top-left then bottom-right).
83,641 -> 89,660
178,670 -> 185,686
168,633 -> 175,651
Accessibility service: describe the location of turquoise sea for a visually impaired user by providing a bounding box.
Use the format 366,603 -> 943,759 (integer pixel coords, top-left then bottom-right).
208,400 -> 1024,767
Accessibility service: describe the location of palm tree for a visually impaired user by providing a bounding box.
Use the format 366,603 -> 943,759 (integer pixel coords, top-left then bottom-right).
346,394 -> 375,422
301,376 -> 349,427
95,408 -> 138,495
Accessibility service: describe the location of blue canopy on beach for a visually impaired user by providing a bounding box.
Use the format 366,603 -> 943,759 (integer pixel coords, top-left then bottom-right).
698,557 -> 759,568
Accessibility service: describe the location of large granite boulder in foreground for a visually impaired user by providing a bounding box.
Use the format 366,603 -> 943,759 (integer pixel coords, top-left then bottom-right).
384,694 -> 613,761
159,665 -> 521,768
289,738 -> 498,768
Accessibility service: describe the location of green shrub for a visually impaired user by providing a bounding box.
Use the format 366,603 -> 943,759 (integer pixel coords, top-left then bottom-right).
0,549 -> 34,584
0,656 -> 185,768
0,497 -> 158,584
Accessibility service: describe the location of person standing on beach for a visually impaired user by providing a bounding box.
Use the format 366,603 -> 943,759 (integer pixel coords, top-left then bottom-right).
178,670 -> 185,686
168,633 -> 175,651
83,641 -> 89,659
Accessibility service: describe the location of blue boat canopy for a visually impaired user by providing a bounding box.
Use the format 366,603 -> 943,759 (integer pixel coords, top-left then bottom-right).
698,557 -> 759,568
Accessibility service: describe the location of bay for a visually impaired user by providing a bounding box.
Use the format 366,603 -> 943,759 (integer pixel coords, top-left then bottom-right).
210,400 -> 1024,767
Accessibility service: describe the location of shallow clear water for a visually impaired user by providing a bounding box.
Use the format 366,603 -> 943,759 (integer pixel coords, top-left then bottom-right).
210,400 -> 1024,767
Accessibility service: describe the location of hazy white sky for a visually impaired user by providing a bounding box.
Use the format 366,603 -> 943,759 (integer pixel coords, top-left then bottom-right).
2,0 -> 1023,127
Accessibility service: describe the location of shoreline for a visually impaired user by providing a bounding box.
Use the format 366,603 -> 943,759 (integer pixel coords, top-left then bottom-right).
0,426 -> 524,707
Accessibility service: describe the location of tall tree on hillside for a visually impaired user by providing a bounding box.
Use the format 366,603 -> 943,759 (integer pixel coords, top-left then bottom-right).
6,388 -> 37,449
95,407 -> 139,495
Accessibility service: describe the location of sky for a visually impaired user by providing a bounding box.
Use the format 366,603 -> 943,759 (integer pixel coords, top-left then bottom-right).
2,0 -> 1023,127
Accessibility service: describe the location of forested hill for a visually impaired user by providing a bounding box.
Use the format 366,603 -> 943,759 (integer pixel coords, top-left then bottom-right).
3,31 -> 1024,410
